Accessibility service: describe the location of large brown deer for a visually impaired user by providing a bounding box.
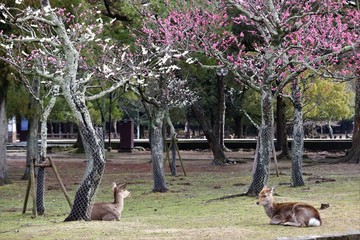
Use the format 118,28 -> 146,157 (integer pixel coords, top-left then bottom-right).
90,182 -> 130,221
257,186 -> 321,227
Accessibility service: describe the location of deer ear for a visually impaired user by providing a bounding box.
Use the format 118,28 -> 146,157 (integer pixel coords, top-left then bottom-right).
118,183 -> 127,190
270,186 -> 275,193
112,182 -> 117,191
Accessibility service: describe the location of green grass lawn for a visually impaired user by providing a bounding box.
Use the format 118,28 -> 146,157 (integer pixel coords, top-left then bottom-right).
1,150 -> 359,240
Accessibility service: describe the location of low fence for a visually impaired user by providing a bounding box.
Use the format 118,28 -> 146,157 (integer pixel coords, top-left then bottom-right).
6,138 -> 352,152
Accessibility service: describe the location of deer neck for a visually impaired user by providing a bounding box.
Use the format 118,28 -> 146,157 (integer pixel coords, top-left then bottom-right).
114,196 -> 125,207
263,198 -> 276,218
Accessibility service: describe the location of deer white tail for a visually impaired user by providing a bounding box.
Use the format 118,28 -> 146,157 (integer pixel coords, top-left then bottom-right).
308,218 -> 321,227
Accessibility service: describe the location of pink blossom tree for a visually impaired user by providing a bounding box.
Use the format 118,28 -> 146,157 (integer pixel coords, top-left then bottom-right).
224,0 -> 358,193
137,0 -> 234,164
140,0 -> 359,194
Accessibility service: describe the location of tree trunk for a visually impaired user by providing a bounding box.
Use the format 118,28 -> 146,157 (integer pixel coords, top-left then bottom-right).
64,125 -> 105,221
23,78 -> 40,180
36,93 -> 57,215
328,120 -> 334,139
23,116 -> 39,180
0,78 -> 11,186
62,84 -> 106,221
291,80 -> 305,187
246,85 -> 274,196
150,109 -> 167,192
216,75 -> 226,150
339,77 -> 360,163
276,95 -> 289,157
234,115 -> 243,138
42,4 -> 106,221
191,102 -> 228,165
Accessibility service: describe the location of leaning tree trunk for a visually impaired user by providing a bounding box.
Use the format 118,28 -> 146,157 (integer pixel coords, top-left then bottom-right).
246,85 -> 274,196
340,77 -> 360,163
40,1 -> 106,221
64,103 -> 106,221
291,80 -> 305,187
191,102 -> 228,165
150,109 -> 167,192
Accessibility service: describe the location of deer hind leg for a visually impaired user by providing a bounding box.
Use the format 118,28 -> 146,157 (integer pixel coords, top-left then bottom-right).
270,215 -> 284,225
283,221 -> 302,227
102,213 -> 118,221
283,209 -> 307,227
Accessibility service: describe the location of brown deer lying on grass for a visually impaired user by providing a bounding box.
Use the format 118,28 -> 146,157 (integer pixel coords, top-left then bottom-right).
257,186 -> 321,227
91,182 -> 130,221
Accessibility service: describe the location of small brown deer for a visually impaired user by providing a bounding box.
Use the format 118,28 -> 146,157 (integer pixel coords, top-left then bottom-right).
90,182 -> 130,221
257,186 -> 321,227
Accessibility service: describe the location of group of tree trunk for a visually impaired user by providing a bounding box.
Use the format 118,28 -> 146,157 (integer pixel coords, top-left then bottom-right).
0,1 -> 359,225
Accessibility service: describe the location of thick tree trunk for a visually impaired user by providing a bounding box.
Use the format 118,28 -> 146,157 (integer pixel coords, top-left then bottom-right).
291,80 -> 305,186
191,102 -> 228,165
64,125 -> 105,221
340,77 -> 360,163
23,78 -> 40,180
233,115 -> 243,138
39,3 -> 106,221
150,109 -> 167,192
23,117 -> 39,180
246,85 -> 274,196
0,80 -> 11,186
62,81 -> 106,221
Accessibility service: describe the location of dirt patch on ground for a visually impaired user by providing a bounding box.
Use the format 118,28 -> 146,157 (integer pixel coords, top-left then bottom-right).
6,149 -> 357,186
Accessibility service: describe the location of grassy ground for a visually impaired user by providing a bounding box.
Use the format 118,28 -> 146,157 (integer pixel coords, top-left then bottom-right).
0,149 -> 359,240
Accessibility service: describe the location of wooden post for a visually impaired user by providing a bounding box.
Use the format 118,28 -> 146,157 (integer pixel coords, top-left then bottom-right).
47,157 -> 72,208
22,157 -> 72,217
22,171 -> 32,214
164,139 -> 172,171
174,139 -> 186,176
164,138 -> 186,176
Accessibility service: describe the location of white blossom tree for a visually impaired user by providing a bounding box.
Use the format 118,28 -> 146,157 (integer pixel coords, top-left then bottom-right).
0,1 -> 134,220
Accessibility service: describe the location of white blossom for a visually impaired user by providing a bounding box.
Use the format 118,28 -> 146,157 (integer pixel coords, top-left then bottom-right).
121,52 -> 126,61
1,12 -> 8,19
186,58 -> 195,64
141,46 -> 148,55
43,5 -> 51,13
